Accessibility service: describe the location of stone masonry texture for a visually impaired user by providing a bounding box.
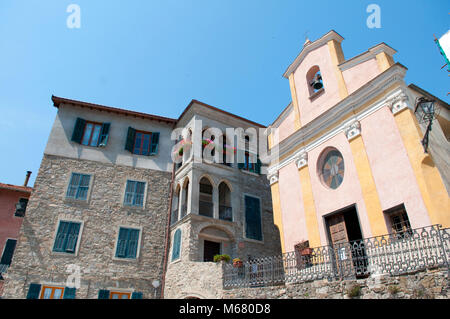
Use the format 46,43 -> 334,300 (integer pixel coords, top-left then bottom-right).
2,154 -> 171,299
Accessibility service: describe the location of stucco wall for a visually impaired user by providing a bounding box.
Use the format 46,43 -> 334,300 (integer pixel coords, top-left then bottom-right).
292,44 -> 342,126
45,103 -> 175,172
342,57 -> 381,95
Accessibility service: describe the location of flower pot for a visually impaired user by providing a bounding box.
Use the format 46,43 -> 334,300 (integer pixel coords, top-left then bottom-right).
233,261 -> 243,268
300,248 -> 313,256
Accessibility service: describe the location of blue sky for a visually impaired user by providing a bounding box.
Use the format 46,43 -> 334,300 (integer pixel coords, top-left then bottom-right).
0,0 -> 448,187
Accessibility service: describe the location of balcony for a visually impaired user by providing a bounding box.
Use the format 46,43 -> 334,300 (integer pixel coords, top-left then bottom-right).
180,204 -> 187,219
199,201 -> 214,218
171,209 -> 179,225
219,205 -> 232,222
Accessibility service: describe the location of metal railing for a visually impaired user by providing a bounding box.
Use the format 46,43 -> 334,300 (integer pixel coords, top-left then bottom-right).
219,205 -> 232,221
171,209 -> 179,225
199,201 -> 214,218
223,225 -> 450,288
179,204 -> 187,219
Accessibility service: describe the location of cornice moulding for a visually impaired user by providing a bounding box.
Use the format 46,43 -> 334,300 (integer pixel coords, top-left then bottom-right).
269,65 -> 408,173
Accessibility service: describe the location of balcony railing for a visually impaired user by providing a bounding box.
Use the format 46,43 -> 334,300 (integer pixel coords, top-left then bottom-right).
223,225 -> 450,289
219,205 -> 233,221
179,204 -> 187,219
199,201 -> 213,218
171,209 -> 179,225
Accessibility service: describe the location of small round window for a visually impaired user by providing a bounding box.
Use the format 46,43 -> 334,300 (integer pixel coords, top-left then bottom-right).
320,149 -> 344,189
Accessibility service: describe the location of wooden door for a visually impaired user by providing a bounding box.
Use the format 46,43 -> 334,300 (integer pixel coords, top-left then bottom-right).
327,213 -> 353,278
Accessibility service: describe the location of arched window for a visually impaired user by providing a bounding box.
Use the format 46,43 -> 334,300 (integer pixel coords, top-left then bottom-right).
306,65 -> 324,96
171,185 -> 181,225
180,179 -> 189,219
221,134 -> 231,166
171,229 -> 181,261
218,182 -> 232,221
199,177 -> 213,217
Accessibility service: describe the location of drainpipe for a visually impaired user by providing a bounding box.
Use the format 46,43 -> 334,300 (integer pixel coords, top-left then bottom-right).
24,171 -> 32,187
160,162 -> 175,299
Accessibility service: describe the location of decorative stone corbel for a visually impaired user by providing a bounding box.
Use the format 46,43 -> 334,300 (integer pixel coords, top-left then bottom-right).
344,119 -> 361,141
267,171 -> 279,185
387,92 -> 409,115
295,151 -> 308,169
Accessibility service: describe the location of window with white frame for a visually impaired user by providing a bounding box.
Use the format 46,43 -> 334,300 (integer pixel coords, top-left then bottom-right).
66,173 -> 91,200
53,221 -> 82,254
115,227 -> 140,259
123,180 -> 146,207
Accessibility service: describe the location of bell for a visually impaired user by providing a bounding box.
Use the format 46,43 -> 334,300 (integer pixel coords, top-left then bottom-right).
310,74 -> 323,90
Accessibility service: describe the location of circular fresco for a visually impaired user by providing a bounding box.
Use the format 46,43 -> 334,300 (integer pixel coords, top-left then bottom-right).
320,149 -> 344,189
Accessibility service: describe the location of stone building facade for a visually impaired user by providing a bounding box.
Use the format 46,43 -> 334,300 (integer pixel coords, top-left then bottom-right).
164,101 -> 281,299
2,97 -> 176,299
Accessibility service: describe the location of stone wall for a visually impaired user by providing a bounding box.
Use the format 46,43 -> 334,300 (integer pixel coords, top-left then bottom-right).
223,268 -> 449,299
164,261 -> 225,299
2,154 -> 172,299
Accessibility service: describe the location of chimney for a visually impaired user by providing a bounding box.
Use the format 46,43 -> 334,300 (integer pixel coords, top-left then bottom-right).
24,171 -> 32,187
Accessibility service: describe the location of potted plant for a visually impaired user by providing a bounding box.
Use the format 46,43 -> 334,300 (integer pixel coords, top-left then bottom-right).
232,258 -> 243,268
213,254 -> 231,263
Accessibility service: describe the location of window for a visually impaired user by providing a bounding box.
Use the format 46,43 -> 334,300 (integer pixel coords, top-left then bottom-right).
14,198 -> 28,217
319,148 -> 344,190
71,118 -> 110,147
26,284 -> 76,299
110,291 -> 131,299
125,127 -> 160,156
115,227 -> 140,259
66,173 -> 91,200
40,286 -> 65,299
1,239 -> 17,266
171,229 -> 181,261
82,122 -> 102,146
53,221 -> 81,254
239,152 -> 262,174
244,195 -> 262,241
123,180 -> 146,207
98,290 -> 142,299
385,205 -> 412,239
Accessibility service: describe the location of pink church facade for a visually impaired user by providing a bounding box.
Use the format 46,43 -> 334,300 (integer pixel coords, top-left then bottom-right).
267,31 -> 450,253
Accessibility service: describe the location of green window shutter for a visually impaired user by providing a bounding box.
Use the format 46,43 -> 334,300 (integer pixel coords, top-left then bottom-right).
131,292 -> 143,299
149,132 -> 160,155
125,127 -> 136,153
127,229 -> 140,258
26,283 -> 41,299
245,196 -> 262,241
98,123 -> 111,147
65,222 -> 81,253
0,239 -> 17,265
98,289 -> 110,299
71,118 -> 86,144
171,229 -> 181,261
63,287 -> 76,299
53,221 -> 70,252
116,228 -> 128,258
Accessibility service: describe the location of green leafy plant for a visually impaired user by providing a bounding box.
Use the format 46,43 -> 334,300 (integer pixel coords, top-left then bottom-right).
388,285 -> 401,295
347,284 -> 361,298
213,254 -> 231,263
